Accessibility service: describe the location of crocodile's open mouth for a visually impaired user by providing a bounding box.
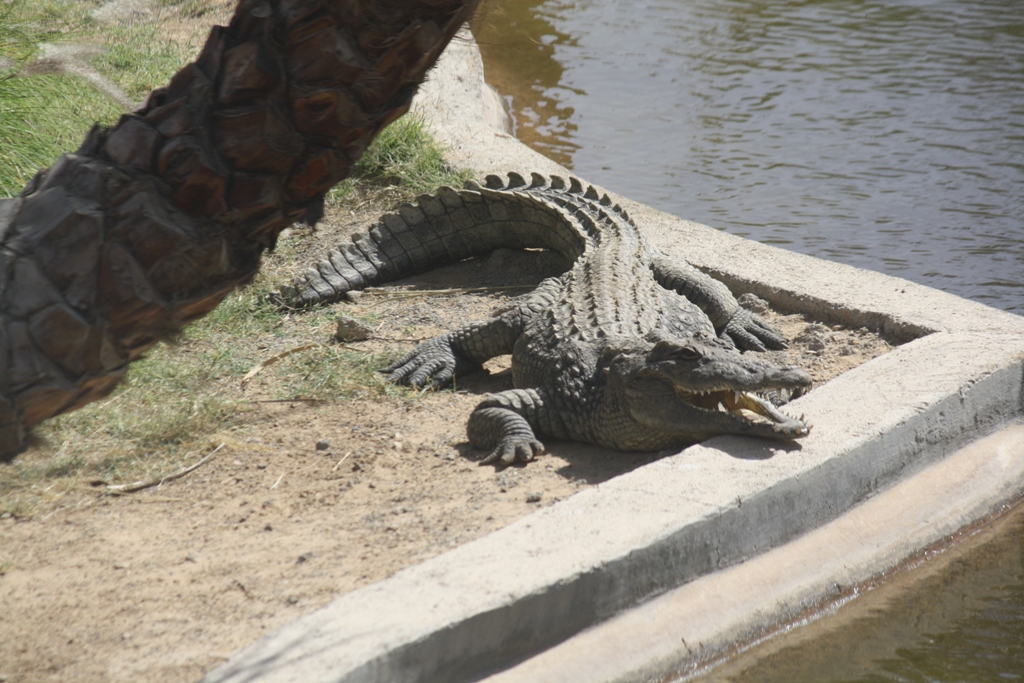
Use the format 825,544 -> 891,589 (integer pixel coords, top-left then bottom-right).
676,387 -> 808,432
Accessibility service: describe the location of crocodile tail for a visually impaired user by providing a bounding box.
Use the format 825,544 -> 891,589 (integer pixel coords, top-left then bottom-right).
278,172 -> 591,308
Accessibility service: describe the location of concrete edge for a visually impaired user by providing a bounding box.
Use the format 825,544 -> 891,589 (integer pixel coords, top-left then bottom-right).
483,423 -> 1024,683
199,28 -> 1024,683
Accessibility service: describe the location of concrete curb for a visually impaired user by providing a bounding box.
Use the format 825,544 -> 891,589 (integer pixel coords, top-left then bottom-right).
482,424 -> 1024,683
200,31 -> 1024,683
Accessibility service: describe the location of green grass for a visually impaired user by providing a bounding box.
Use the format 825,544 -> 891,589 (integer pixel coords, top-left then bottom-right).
267,347 -> 395,402
0,0 -> 86,55
91,23 -> 194,102
0,72 -> 123,193
0,0 -> 196,195
330,115 -> 474,206
0,1 -> 106,194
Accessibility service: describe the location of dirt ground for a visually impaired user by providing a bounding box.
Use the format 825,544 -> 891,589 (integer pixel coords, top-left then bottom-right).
0,3 -> 895,682
0,190 -> 893,682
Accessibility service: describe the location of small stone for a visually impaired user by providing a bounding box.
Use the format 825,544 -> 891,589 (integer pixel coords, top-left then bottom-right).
496,472 -> 520,490
794,323 -> 831,351
526,493 -> 542,504
286,596 -> 300,605
737,292 -> 769,314
345,290 -> 364,303
264,523 -> 273,532
335,314 -> 373,342
315,439 -> 330,451
803,336 -> 827,351
296,552 -> 313,564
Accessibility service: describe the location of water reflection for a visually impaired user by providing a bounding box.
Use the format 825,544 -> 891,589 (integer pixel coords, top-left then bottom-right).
472,1 -> 581,165
474,0 -> 1024,312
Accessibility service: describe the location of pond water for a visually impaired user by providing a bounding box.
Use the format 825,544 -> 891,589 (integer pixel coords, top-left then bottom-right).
472,1 -> 1024,679
473,0 -> 1024,313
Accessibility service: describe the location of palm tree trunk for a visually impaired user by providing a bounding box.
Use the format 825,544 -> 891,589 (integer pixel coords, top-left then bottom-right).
0,0 -> 480,460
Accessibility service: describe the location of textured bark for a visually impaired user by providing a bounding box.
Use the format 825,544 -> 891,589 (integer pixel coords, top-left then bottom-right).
0,0 -> 479,460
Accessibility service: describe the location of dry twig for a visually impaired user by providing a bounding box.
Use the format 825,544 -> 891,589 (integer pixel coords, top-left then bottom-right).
241,344 -> 322,385
105,443 -> 225,495
332,452 -> 352,472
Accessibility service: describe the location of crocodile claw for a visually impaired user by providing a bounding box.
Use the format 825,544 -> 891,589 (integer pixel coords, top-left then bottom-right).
723,309 -> 788,351
382,335 -> 475,389
480,437 -> 545,467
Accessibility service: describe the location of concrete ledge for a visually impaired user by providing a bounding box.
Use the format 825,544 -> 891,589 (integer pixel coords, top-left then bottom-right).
200,31 -> 1024,683
483,423 -> 1024,683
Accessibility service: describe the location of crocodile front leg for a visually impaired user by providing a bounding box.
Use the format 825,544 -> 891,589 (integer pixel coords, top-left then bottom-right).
384,310 -> 522,388
385,276 -> 565,388
467,389 -> 550,465
650,253 -> 787,351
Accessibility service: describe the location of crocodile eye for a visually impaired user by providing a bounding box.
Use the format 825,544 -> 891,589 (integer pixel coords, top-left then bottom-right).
651,340 -> 703,362
676,345 -> 702,361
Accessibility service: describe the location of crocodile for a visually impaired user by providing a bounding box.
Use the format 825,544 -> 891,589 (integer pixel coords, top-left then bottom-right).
278,172 -> 812,464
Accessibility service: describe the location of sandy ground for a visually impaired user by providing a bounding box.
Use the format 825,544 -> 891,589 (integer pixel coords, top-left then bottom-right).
0,191 -> 892,682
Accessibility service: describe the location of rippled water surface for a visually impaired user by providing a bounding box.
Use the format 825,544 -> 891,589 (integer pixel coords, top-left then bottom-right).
474,0 -> 1024,311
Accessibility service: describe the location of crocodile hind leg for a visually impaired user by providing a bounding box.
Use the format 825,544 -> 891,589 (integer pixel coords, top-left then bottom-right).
467,389 -> 549,465
649,253 -> 787,351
